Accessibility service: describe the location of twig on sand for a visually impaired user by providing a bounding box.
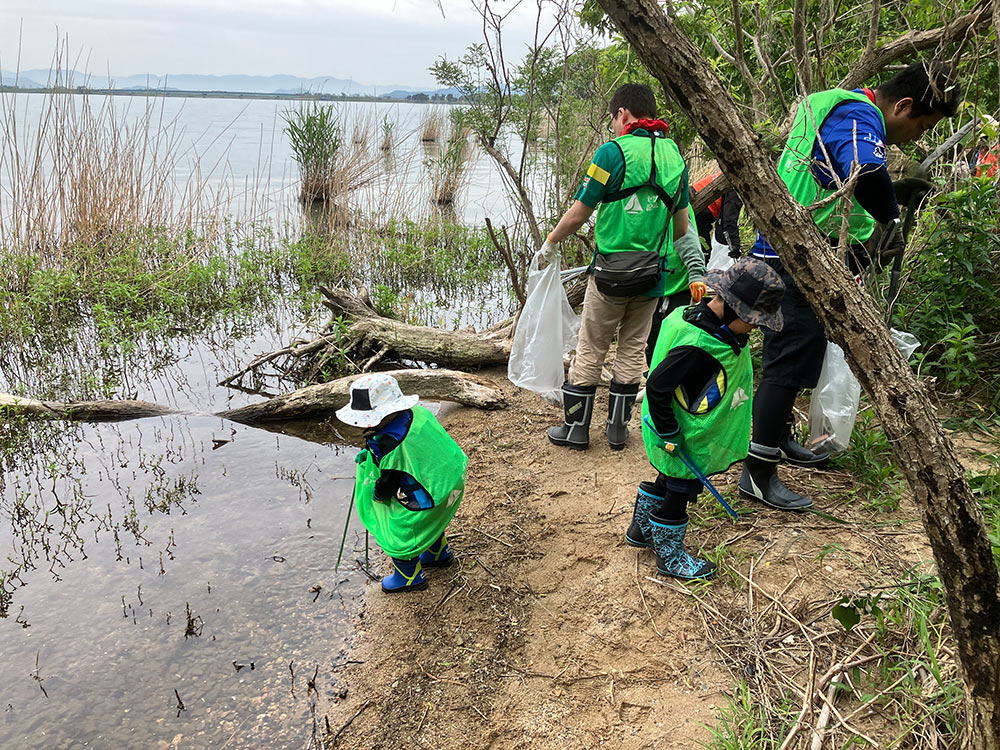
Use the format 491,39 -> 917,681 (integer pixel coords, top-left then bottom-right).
470,526 -> 514,548
634,554 -> 663,638
328,699 -> 371,747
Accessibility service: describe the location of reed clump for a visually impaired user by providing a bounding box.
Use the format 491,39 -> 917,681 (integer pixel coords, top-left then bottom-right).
420,109 -> 445,143
429,120 -> 475,206
284,103 -> 384,207
0,80 -> 245,287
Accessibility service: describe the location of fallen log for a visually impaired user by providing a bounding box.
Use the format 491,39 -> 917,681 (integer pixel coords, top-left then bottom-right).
217,368 -> 506,424
0,393 -> 177,421
318,285 -> 512,369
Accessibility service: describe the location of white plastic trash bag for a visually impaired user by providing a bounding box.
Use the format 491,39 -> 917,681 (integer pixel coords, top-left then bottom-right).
809,342 -> 860,453
507,247 -> 581,405
707,235 -> 735,272
809,329 -> 921,453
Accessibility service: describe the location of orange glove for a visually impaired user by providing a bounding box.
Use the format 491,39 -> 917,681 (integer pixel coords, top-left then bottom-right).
689,281 -> 707,302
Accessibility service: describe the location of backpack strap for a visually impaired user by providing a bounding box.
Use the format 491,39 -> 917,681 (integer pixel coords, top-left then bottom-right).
602,134 -> 680,213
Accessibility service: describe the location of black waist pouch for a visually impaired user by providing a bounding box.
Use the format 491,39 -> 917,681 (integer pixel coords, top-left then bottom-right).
591,251 -> 661,297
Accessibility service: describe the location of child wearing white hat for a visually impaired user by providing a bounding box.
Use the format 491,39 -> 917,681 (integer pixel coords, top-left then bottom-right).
337,373 -> 467,593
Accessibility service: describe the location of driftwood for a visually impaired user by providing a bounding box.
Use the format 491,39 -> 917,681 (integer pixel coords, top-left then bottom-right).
217,368 -> 506,424
319,286 -> 512,369
0,393 -> 177,421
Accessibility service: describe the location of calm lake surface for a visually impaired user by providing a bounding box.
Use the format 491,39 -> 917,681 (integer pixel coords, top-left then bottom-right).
0,94 -> 513,748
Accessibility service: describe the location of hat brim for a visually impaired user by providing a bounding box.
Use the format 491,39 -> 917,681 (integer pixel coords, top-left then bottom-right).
705,270 -> 784,332
335,393 -> 419,428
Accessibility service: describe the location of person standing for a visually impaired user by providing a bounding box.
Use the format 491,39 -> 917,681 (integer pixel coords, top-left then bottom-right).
630,258 -> 784,579
544,83 -> 693,451
693,171 -> 744,263
740,61 -> 962,510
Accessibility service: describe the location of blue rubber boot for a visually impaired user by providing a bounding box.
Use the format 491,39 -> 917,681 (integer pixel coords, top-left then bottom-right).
419,533 -> 454,568
625,482 -> 663,548
649,512 -> 716,580
381,556 -> 428,594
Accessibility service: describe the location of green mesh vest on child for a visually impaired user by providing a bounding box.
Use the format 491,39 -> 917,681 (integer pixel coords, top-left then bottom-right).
354,405 -> 467,559
641,308 -> 753,479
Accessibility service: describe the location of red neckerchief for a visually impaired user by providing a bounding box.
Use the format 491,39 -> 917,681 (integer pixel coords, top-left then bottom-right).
861,88 -> 876,104
622,118 -> 669,136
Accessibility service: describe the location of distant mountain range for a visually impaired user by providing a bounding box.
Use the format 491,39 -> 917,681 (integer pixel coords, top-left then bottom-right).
0,70 -> 459,99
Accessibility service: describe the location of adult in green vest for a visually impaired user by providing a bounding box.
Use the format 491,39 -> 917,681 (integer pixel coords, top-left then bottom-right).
337,374 -> 467,594
741,61 -> 961,510
544,83 -> 698,451
631,258 -> 784,578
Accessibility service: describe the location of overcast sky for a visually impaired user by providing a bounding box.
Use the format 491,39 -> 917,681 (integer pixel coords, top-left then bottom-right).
0,0 -> 556,88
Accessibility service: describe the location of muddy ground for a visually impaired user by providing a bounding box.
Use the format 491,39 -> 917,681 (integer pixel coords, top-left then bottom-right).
319,369 -> 941,749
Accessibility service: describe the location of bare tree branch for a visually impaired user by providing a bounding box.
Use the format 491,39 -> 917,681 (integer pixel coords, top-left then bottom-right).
838,0 -> 992,89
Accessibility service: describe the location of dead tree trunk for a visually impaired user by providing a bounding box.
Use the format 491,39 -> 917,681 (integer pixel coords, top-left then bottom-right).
596,0 -> 1000,744
217,368 -> 506,424
319,286 -> 512,369
0,393 -> 177,421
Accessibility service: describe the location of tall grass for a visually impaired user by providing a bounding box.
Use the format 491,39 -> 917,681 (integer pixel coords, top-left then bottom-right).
420,108 -> 445,143
282,103 -> 383,207
0,89 -> 242,280
428,117 -> 476,206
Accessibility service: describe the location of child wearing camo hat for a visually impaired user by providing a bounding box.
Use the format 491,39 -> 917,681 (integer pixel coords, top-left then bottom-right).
337,374 -> 467,593
625,257 -> 785,579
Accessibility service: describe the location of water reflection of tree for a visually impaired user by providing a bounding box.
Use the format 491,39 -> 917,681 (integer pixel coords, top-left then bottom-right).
0,417 -> 201,618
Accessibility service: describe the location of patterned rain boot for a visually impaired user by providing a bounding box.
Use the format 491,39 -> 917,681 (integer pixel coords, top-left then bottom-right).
625,481 -> 663,548
649,511 -> 716,580
381,556 -> 428,594
419,533 -> 454,569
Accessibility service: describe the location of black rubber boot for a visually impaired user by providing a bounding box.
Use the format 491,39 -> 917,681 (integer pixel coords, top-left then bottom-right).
625,481 -> 663,548
547,383 -> 596,450
738,443 -> 813,510
779,416 -> 831,467
606,380 -> 640,450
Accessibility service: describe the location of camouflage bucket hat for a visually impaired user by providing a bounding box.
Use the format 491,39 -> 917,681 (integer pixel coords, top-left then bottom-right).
704,257 -> 785,330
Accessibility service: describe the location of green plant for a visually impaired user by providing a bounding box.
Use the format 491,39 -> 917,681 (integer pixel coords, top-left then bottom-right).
283,104 -> 343,204
704,680 -> 793,749
898,176 -> 1000,407
828,410 -> 904,511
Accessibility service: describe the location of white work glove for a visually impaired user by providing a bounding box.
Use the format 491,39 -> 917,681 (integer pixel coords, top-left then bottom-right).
541,236 -> 560,261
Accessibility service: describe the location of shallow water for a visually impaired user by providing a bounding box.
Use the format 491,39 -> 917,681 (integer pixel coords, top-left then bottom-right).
0,295 -> 377,748
0,93 -> 519,227
0,411 -> 374,748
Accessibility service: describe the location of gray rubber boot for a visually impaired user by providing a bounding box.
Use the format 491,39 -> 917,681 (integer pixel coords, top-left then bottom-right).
606,380 -> 640,450
738,443 -> 813,510
779,416 -> 831,467
547,383 -> 596,450
649,511 -> 716,579
625,481 -> 663,548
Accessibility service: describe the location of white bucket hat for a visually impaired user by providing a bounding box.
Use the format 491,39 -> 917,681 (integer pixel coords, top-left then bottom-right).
335,373 -> 419,428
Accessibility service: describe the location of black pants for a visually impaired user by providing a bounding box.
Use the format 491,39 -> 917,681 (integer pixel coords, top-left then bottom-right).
645,289 -> 692,366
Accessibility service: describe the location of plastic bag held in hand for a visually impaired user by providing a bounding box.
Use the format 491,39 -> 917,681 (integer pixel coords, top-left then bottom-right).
809,329 -> 920,453
507,242 -> 581,405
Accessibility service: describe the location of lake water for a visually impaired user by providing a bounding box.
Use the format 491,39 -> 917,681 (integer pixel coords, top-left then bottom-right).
0,93 -> 518,230
0,93 -> 514,748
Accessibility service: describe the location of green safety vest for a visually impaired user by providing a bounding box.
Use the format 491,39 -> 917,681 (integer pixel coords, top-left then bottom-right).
353,405 -> 467,559
641,308 -> 753,479
594,132 -> 686,261
778,88 -> 885,244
